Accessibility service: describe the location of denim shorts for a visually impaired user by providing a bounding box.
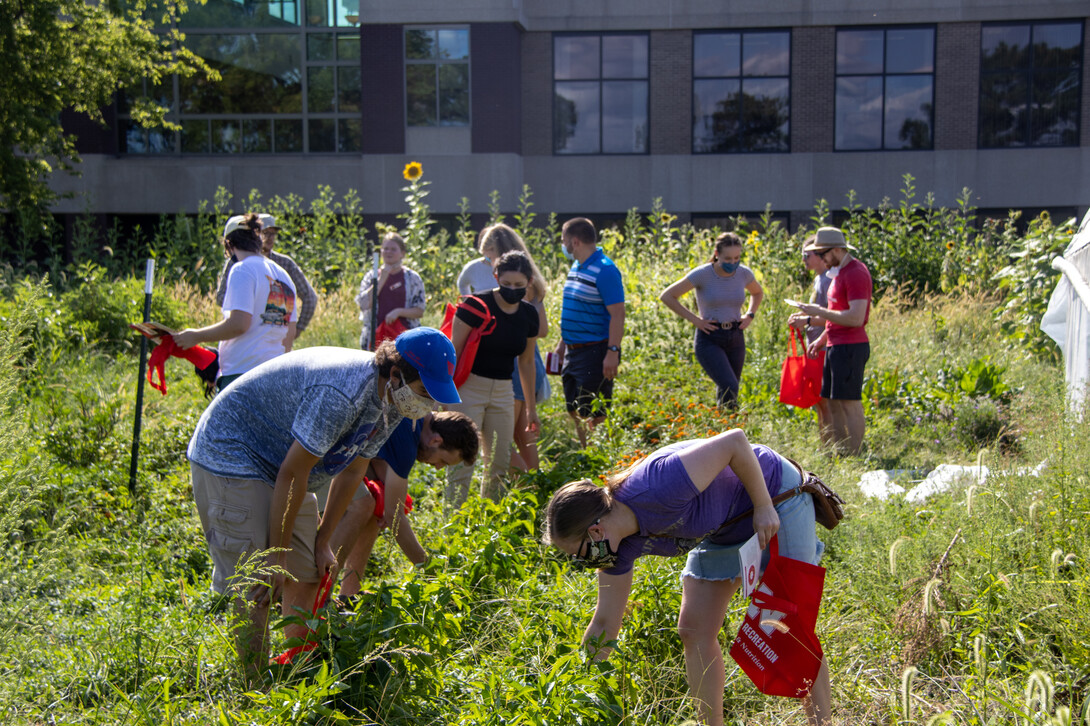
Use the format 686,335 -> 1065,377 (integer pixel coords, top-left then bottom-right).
682,457 -> 825,582
512,344 -> 550,402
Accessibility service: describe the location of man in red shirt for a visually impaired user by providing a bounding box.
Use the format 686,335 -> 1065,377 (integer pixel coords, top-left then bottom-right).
797,227 -> 872,455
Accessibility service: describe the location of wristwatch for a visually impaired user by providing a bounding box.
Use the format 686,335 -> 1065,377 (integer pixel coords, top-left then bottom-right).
745,311 -> 756,319
606,345 -> 620,352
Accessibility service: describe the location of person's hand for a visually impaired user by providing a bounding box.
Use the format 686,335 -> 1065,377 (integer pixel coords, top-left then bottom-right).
806,338 -> 823,359
603,350 -> 619,379
172,329 -> 201,350
796,302 -> 822,317
385,310 -> 401,324
315,543 -> 338,580
525,409 -> 541,436
787,312 -> 807,331
752,504 -> 781,550
739,316 -> 753,331
693,318 -> 717,334
253,553 -> 287,609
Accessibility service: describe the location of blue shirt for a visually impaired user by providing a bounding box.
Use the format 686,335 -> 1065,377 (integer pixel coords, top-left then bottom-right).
377,417 -> 422,480
560,248 -> 625,344
187,347 -> 401,491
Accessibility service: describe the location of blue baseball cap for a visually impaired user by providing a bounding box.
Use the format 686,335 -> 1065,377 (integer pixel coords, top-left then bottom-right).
394,327 -> 461,405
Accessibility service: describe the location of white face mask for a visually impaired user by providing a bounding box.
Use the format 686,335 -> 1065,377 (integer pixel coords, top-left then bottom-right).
387,379 -> 433,422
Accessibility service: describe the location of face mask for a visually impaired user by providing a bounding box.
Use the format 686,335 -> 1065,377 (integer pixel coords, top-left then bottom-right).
571,521 -> 618,570
719,261 -> 740,274
388,379 -> 432,422
497,285 -> 527,304
561,244 -> 575,262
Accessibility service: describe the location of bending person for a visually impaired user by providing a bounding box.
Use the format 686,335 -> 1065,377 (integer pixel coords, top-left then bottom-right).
543,429 -> 831,726
659,232 -> 763,409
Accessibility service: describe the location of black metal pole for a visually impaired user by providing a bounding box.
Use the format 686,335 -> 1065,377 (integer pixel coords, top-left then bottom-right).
128,259 -> 155,499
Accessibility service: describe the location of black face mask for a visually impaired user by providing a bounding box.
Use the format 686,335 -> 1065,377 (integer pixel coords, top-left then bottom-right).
571,525 -> 619,570
497,285 -> 527,304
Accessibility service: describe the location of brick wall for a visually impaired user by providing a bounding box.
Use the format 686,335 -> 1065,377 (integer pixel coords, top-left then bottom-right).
935,22 -> 980,150
471,23 -> 522,154
649,30 -> 691,154
792,26 -> 835,153
521,32 -> 553,156
360,24 -> 405,154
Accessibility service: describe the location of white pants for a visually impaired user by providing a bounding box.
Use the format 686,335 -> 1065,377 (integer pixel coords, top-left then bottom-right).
445,373 -> 515,507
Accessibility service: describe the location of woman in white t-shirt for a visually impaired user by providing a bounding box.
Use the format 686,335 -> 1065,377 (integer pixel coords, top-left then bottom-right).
175,213 -> 297,391
659,232 -> 763,409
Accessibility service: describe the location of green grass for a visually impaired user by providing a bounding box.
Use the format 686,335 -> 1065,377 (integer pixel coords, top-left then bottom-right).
0,247 -> 1087,725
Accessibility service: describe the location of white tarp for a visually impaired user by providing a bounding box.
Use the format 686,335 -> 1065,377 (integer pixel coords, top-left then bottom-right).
1041,209 -> 1090,413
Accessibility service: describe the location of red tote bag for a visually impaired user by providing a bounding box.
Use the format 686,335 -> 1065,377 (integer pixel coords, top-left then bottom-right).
440,296 -> 496,389
729,536 -> 826,698
778,328 -> 821,409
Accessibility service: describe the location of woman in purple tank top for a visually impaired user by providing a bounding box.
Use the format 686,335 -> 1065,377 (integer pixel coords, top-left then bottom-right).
543,429 -> 831,726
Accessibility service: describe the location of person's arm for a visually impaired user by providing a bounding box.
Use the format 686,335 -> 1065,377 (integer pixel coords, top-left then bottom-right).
674,429 -> 779,549
282,320 -> 297,353
603,302 -> 625,380
283,259 -> 317,336
388,268 -> 426,323
387,305 -> 425,324
533,299 -> 548,340
806,328 -> 829,358
172,310 -> 252,350
739,279 -> 763,331
316,455 -> 373,565
583,570 -> 634,660
254,441 -> 321,608
797,298 -> 868,328
355,271 -> 373,314
517,344 -> 539,435
659,276 -> 715,333
451,316 -> 473,360
456,262 -> 473,297
393,509 -> 427,565
215,258 -> 233,307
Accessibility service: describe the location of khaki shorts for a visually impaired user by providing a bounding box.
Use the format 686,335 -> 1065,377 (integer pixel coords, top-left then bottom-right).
313,476 -> 370,514
190,462 -> 320,595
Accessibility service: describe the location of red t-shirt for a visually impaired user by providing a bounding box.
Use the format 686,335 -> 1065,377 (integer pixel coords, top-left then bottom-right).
825,258 -> 871,346
377,269 -> 407,321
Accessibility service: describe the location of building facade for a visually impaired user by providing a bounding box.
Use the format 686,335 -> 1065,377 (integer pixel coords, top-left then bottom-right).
54,0 -> 1090,230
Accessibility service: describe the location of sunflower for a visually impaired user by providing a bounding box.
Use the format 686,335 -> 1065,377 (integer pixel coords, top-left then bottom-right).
946,240 -> 955,250
403,161 -> 423,181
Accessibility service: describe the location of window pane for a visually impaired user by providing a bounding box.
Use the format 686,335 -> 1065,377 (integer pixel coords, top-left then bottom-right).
741,77 -> 789,151
146,128 -> 173,154
338,118 -> 362,152
554,36 -> 599,80
308,33 -> 334,61
309,118 -> 335,151
181,0 -> 300,28
602,80 -> 647,153
308,67 -> 334,112
337,34 -> 360,61
1031,69 -> 1080,146
837,30 -> 884,74
406,29 -> 437,60
981,25 -> 1030,71
438,29 -> 469,60
438,63 -> 469,125
406,65 -> 437,126
211,120 -> 241,153
884,75 -> 932,149
338,66 -> 361,112
694,33 -> 740,77
1033,23 -> 1083,69
120,122 -> 145,154
554,81 -> 600,153
275,119 -> 304,152
181,34 -> 302,114
243,119 -> 272,152
181,119 -> 210,153
979,71 -> 1028,147
693,78 -> 740,152
305,0 -> 331,27
743,32 -> 790,76
886,28 -> 933,73
602,35 -> 647,79
835,76 -> 882,149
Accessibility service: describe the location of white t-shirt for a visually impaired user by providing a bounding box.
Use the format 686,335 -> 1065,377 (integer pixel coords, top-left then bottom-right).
219,255 -> 297,377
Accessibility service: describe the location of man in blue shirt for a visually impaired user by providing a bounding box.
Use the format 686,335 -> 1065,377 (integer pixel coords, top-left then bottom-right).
321,411 -> 480,599
553,217 -> 626,447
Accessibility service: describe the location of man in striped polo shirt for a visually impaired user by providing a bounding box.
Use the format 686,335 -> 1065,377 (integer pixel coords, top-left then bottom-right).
553,217 -> 626,447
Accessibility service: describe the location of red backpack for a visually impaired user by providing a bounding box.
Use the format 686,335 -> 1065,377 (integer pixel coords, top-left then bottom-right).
439,295 -> 497,388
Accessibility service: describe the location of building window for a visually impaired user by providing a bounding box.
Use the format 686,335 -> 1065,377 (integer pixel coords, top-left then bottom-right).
693,30 -> 790,153
835,26 -> 935,150
979,21 -> 1083,148
553,33 -> 648,154
405,27 -> 470,127
118,1 -> 363,155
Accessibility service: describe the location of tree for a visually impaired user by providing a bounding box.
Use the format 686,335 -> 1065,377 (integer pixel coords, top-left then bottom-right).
0,0 -> 215,220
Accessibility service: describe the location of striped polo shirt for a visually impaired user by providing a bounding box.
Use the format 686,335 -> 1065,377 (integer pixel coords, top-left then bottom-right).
560,248 -> 625,344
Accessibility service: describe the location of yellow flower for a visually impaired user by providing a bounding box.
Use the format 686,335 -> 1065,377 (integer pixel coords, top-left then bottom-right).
946,240 -> 955,250
403,161 -> 423,181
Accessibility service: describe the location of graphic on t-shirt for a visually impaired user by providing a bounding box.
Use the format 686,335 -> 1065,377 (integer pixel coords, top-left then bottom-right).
320,423 -> 376,475
261,278 -> 295,326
